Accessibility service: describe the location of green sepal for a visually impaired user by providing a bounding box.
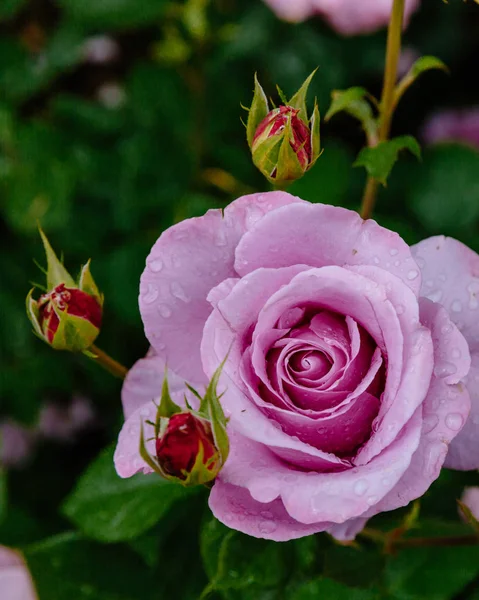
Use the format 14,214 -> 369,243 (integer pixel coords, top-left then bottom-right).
276,119 -> 305,183
38,227 -> 76,290
139,422 -> 169,478
157,373 -> 183,422
50,310 -> 100,352
181,442 -> 218,487
354,135 -> 421,186
78,260 -> 103,306
26,288 -> 43,337
252,134 -> 283,183
309,99 -> 321,165
457,500 -> 479,535
246,74 -> 269,149
288,68 -> 318,123
200,360 -> 229,466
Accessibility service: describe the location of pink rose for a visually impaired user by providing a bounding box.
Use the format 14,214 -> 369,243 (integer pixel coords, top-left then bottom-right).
115,193 -> 474,541
262,0 -> 420,35
0,546 -> 37,600
421,107 -> 479,149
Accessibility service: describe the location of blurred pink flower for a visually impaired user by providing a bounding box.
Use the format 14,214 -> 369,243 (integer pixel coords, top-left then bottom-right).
0,421 -> 36,469
37,395 -> 96,442
421,108 -> 479,149
82,36 -> 120,64
0,546 -> 37,600
461,487 -> 479,521
263,0 -> 420,35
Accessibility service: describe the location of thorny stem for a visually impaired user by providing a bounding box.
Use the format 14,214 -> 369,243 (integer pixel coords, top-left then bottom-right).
359,0 -> 405,220
88,344 -> 128,379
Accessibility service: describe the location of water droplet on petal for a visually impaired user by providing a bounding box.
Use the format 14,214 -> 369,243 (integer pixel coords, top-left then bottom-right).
367,495 -> 378,506
396,304 -> 405,315
445,412 -> 464,431
170,281 -> 190,303
158,304 -> 172,318
373,256 -> 380,264
434,360 -> 457,378
389,248 -> 398,256
451,300 -> 463,313
426,290 -> 443,303
354,479 -> 368,496
148,257 -> 164,272
258,520 -> 277,534
143,283 -> 159,304
423,414 -> 439,434
451,347 -> 462,359
407,269 -> 419,281
425,279 -> 434,288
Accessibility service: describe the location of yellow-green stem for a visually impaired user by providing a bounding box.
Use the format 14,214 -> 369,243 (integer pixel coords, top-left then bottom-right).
89,344 -> 128,379
359,0 -> 405,220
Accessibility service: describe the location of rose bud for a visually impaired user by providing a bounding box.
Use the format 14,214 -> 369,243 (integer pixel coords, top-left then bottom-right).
26,229 -> 103,352
156,412 -> 220,481
246,71 -> 321,186
136,364 -> 229,487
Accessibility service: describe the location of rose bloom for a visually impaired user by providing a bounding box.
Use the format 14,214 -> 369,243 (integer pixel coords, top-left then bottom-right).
421,107 -> 479,150
262,0 -> 420,35
0,546 -> 37,600
115,193 -> 477,541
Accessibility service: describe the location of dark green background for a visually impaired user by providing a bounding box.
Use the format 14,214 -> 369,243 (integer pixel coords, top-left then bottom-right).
1,0 -> 479,598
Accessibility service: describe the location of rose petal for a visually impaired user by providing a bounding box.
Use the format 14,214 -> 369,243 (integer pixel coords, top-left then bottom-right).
0,546 -> 37,600
235,203 -> 421,295
141,192 -> 304,381
361,299 -> 471,516
209,480 -> 330,541
121,349 -> 187,420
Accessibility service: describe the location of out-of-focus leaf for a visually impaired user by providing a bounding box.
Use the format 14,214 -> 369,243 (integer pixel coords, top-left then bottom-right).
24,532 -> 157,600
408,144 -> 479,233
0,0 -> 27,20
62,445 -> 196,542
57,0 -> 167,29
289,578 -> 380,600
354,136 -> 421,185
325,87 -> 377,142
395,56 -> 448,106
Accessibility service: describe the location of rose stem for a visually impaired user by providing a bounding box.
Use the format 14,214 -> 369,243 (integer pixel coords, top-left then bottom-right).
88,343 -> 129,379
360,528 -> 479,552
359,0 -> 405,220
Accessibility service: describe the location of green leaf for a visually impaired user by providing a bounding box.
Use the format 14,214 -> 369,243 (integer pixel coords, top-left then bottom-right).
200,516 -> 290,598
408,144 -> 479,233
395,56 -> 448,106
246,73 -> 269,148
62,445 -> 195,542
325,87 -> 377,143
24,532 -> 158,600
0,0 -> 26,20
384,544 -> 479,600
354,136 -> 421,185
288,68 -> 317,123
289,578 -> 379,600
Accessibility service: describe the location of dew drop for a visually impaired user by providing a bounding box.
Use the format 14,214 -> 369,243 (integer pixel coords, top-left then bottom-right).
367,495 -> 378,506
158,304 -> 172,318
445,412 -> 464,431
381,477 -> 391,487
258,520 -> 277,534
423,414 -> 439,434
425,279 -> 434,288
451,347 -> 462,359
438,273 -> 447,283
373,256 -> 380,265
260,510 -> 274,519
142,283 -> 159,304
407,269 -> 419,281
394,260 -> 401,267
434,360 -> 457,378
451,300 -> 463,313
148,257 -> 164,273
354,479 -> 368,496
396,304 -> 405,315
427,290 -> 443,303
389,248 -> 399,256
170,281 -> 190,303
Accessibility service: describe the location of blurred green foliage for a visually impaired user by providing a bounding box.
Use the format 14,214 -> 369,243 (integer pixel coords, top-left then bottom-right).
1,0 -> 479,598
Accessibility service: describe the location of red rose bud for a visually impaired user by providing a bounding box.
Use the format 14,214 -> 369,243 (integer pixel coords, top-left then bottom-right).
26,229 -> 104,352
246,71 -> 321,186
252,106 -> 312,175
155,412 -> 220,481
139,363 -> 229,487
